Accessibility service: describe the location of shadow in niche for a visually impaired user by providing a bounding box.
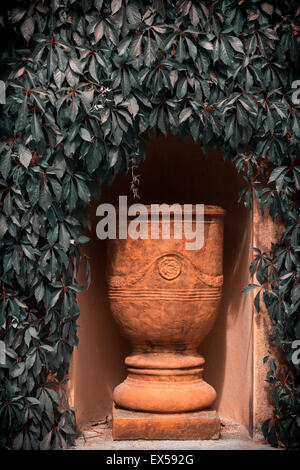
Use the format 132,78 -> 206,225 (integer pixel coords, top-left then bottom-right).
77,133 -> 252,428
76,207 -> 130,425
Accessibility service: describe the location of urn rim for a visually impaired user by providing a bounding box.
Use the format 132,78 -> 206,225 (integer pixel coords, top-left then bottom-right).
114,204 -> 226,217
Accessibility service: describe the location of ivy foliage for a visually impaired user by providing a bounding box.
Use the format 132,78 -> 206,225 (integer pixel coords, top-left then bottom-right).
0,0 -> 299,449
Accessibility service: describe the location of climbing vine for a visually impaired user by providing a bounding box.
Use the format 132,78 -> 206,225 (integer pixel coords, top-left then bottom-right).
0,0 -> 299,449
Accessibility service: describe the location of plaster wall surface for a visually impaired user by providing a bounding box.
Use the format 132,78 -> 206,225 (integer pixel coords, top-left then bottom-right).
252,199 -> 284,437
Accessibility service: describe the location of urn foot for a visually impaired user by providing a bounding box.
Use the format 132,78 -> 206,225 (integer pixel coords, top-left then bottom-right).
113,352 -> 217,413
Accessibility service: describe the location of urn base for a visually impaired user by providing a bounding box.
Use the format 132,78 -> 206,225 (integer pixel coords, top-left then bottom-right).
112,404 -> 221,440
113,352 -> 217,413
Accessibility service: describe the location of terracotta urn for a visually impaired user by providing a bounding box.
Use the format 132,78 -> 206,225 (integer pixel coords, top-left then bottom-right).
106,205 -> 225,420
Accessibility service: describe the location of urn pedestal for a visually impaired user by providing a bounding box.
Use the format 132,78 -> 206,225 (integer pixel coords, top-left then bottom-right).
106,205 -> 225,440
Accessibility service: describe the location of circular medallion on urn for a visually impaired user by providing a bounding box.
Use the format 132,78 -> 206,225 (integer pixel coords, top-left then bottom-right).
157,255 -> 182,280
